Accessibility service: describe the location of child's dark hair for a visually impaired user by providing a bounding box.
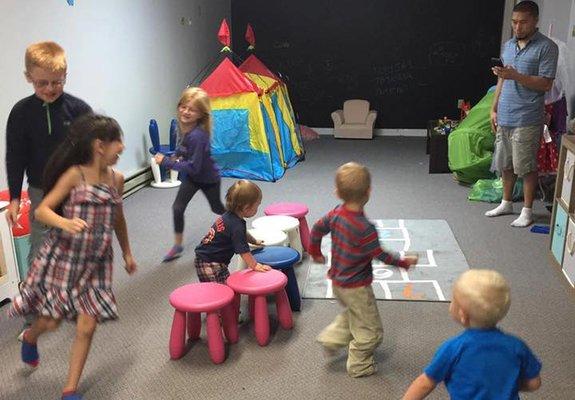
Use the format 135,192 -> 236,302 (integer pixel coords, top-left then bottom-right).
43,113 -> 123,194
225,180 -> 262,214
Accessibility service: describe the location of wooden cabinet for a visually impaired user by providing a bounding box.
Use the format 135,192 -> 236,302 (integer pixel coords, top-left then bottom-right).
560,149 -> 575,209
426,119 -> 452,174
551,204 -> 568,265
550,135 -> 575,287
562,218 -> 575,286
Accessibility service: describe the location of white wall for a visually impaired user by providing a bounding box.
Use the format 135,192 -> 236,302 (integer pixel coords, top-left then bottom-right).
0,0 -> 230,188
567,0 -> 575,115
536,0 -> 575,115
537,0 -> 571,41
501,0 -> 517,45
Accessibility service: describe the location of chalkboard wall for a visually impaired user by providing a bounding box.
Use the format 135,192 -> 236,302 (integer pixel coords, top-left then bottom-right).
231,0 -> 505,128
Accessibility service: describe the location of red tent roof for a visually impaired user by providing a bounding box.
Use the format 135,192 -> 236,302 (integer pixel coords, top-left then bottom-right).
200,58 -> 261,97
238,54 -> 283,83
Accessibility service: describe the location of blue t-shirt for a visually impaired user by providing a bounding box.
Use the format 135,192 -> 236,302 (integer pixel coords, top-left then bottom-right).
195,211 -> 250,264
497,31 -> 558,127
424,328 -> 541,400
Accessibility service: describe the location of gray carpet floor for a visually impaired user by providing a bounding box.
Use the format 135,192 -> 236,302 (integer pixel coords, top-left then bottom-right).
1,136 -> 574,399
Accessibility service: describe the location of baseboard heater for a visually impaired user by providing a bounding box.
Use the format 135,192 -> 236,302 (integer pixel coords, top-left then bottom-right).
123,167 -> 152,198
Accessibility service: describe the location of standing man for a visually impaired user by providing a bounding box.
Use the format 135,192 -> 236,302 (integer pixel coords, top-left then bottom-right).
486,1 -> 558,227
6,41 -> 92,338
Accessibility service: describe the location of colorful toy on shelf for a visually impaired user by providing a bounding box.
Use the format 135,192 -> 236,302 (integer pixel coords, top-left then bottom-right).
434,117 -> 459,136
149,119 -> 181,188
459,100 -> 471,120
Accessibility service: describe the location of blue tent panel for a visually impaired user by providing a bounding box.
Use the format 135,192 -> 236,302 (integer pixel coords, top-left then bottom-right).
260,103 -> 285,180
271,93 -> 299,168
211,109 -> 281,181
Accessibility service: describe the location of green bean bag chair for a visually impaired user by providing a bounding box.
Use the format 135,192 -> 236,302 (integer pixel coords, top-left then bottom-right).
448,91 -> 497,184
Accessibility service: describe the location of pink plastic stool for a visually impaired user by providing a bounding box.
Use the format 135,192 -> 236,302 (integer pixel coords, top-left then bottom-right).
226,269 -> 293,346
168,283 -> 238,364
264,202 -> 310,252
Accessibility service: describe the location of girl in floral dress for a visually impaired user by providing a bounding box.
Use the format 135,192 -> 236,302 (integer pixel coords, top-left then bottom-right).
9,114 -> 137,400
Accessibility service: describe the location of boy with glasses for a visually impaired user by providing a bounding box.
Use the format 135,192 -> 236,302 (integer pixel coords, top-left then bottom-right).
5,41 -> 92,339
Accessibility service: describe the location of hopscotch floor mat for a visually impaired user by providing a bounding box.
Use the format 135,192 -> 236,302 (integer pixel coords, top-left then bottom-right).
302,219 -> 469,302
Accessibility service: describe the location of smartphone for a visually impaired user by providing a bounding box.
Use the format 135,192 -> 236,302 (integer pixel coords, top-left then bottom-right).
491,57 -> 504,68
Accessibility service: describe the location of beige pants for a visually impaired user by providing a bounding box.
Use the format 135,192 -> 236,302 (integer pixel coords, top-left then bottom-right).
317,285 -> 383,377
491,125 -> 542,177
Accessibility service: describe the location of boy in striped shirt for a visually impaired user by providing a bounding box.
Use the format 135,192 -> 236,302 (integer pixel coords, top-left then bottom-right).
309,162 -> 418,378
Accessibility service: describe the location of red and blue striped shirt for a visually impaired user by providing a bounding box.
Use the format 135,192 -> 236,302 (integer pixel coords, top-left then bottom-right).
309,205 -> 408,288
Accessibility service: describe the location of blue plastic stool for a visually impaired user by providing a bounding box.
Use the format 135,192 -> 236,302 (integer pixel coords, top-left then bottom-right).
149,119 -> 181,188
253,246 -> 301,311
149,119 -> 177,155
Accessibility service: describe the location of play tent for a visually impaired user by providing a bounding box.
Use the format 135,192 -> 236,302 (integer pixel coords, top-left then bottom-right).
239,54 -> 304,168
200,57 -> 287,181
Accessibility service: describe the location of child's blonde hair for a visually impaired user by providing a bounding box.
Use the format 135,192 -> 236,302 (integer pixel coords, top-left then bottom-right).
225,180 -> 262,214
335,162 -> 371,203
454,269 -> 511,328
25,41 -> 67,73
178,87 -> 212,135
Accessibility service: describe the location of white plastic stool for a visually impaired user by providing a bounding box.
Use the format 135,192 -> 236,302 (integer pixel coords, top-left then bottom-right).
236,228 -> 288,269
252,215 -> 303,262
150,157 -> 181,189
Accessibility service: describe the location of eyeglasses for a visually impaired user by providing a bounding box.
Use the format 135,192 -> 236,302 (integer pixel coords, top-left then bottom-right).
178,105 -> 201,113
29,77 -> 66,89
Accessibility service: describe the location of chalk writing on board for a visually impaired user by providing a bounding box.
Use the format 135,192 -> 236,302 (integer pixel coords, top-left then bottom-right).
371,60 -> 414,75
371,60 -> 415,96
428,42 -> 465,66
273,41 -> 290,49
376,86 -> 407,96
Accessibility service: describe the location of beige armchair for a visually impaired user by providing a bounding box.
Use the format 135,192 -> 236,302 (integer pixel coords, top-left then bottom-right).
331,99 -> 377,139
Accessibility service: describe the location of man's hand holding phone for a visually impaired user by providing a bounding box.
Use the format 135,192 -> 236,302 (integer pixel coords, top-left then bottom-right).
490,57 -> 504,68
491,57 -> 519,81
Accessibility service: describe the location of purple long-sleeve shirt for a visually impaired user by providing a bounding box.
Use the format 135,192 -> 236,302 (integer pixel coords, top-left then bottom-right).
161,126 -> 220,183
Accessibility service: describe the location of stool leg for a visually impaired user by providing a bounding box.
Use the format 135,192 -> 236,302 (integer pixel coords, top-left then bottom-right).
288,229 -> 303,262
284,266 -> 302,311
169,310 -> 187,359
187,312 -> 201,341
299,217 -> 310,252
221,303 -> 239,344
150,157 -> 162,184
249,295 -> 255,321
276,288 -> 294,330
206,311 -> 225,364
253,295 -> 270,346
233,293 -> 241,321
159,164 -> 167,181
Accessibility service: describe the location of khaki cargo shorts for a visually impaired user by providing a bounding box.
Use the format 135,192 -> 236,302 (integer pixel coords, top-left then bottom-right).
491,125 -> 542,177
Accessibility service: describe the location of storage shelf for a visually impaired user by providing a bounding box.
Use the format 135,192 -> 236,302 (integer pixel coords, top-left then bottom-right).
550,135 -> 575,288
